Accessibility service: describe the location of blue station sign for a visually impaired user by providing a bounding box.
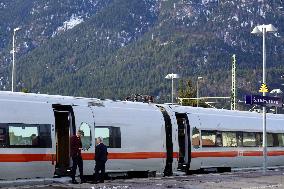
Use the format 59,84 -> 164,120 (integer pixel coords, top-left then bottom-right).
245,95 -> 283,108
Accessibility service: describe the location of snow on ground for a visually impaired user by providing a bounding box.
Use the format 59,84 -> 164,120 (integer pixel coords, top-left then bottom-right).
52,15 -> 84,37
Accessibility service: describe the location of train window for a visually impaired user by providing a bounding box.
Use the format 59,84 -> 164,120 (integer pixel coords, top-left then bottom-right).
192,127 -> 200,149
201,130 -> 216,147
7,123 -> 52,148
243,132 -> 256,147
278,134 -> 284,146
0,127 -> 6,147
95,128 -> 110,146
271,133 -> 279,147
216,132 -> 222,147
95,126 -> 121,148
267,133 -> 274,147
236,132 -> 243,146
255,133 -> 279,147
9,125 -> 39,146
80,123 -> 92,151
222,132 -> 237,147
38,124 -> 52,148
256,133 -> 263,147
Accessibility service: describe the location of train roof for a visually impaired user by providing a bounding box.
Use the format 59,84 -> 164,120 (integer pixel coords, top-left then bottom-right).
1,91 -> 284,122
170,105 -> 284,119
0,91 -> 101,106
170,105 -> 284,133
0,91 -> 159,111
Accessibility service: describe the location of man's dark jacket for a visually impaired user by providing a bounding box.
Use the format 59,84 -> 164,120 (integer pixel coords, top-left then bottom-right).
70,135 -> 82,157
95,143 -> 108,162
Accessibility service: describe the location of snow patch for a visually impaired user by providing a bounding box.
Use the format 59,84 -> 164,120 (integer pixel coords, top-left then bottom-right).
52,15 -> 84,37
232,15 -> 239,22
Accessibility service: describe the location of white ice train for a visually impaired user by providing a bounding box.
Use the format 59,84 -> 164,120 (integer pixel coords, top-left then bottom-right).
0,91 -> 284,180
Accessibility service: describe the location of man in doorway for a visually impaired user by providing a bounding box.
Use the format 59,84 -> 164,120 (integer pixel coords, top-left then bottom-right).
70,130 -> 84,184
93,137 -> 108,183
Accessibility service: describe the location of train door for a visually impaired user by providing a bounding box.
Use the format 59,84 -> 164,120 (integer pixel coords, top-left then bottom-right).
175,113 -> 191,171
157,106 -> 173,176
53,105 -> 76,176
72,106 -> 95,175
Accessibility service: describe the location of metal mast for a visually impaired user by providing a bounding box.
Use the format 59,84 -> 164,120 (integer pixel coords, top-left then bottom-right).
231,54 -> 236,110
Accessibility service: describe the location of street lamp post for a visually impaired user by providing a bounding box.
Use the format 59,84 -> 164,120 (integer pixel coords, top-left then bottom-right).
251,24 -> 277,174
197,77 -> 203,107
12,27 -> 21,92
165,73 -> 180,104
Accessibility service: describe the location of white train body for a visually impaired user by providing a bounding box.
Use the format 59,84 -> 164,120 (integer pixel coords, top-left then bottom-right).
0,91 -> 283,180
171,106 -> 284,171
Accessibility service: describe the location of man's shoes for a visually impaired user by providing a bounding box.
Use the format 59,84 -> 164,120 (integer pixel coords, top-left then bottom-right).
80,179 -> 86,184
91,180 -> 98,184
71,180 -> 79,184
99,180 -> 104,183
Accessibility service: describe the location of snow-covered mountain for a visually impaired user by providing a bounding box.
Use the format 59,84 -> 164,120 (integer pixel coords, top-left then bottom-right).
0,0 -> 283,103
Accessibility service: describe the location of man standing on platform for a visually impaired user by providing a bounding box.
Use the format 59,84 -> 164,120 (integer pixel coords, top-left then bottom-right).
93,137 -> 108,183
70,130 -> 84,184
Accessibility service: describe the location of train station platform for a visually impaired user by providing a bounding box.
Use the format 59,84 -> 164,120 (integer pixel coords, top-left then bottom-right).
1,169 -> 284,189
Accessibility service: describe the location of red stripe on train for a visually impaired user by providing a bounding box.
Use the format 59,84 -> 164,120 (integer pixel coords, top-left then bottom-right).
0,154 -> 54,162
191,151 -> 238,158
82,152 -> 179,160
0,152 -> 177,162
0,151 -> 284,162
191,151 -> 284,158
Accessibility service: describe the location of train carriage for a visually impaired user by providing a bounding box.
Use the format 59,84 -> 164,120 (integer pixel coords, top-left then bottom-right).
171,106 -> 284,172
0,92 -> 178,179
0,95 -> 55,179
90,100 -> 176,176
1,91 -> 284,180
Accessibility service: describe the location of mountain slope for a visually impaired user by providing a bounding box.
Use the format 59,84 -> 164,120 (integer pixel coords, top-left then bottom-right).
1,0 -> 284,103
0,0 -> 112,86
16,0 -> 160,95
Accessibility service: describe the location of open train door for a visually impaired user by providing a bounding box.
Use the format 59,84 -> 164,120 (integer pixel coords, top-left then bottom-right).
53,104 -> 76,177
175,113 -> 191,172
157,106 -> 173,176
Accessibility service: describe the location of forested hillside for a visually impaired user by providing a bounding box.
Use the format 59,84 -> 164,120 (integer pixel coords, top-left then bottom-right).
0,0 -> 284,103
